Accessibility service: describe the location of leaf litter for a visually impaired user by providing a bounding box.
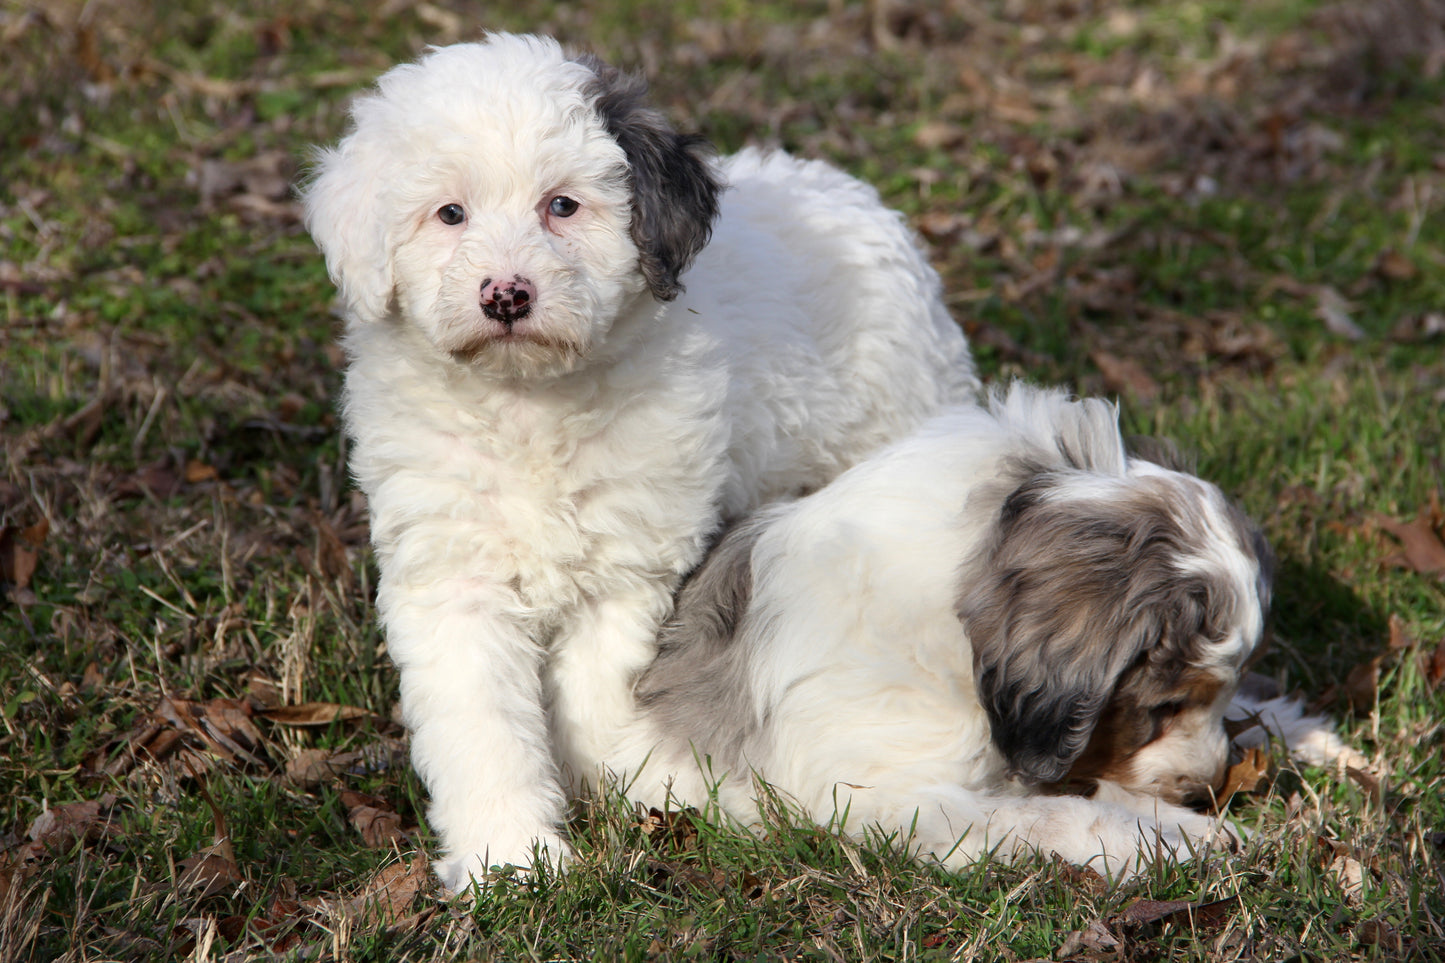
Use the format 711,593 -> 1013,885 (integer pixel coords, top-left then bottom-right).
2,0 -> 1442,958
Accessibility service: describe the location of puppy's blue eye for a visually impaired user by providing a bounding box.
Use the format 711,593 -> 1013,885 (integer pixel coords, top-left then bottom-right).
438,203 -> 465,225
548,196 -> 579,218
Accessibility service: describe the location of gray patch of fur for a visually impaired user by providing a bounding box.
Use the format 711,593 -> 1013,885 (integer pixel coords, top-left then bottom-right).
958,472 -> 1266,785
1125,434 -> 1193,473
571,53 -> 722,302
635,512 -> 774,770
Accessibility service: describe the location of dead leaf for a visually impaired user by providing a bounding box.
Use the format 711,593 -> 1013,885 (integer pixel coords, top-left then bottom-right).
1218,746 -> 1273,804
349,805 -> 406,849
0,519 -> 48,589
913,120 -> 967,151
184,459 -> 219,483
1329,852 -> 1366,905
1374,504 -> 1445,577
646,858 -> 729,895
154,696 -> 273,770
249,891 -> 307,953
175,848 -> 244,900
1374,248 -> 1418,282
342,790 -> 408,848
258,702 -> 377,728
1426,638 -> 1445,688
112,459 -> 184,500
1315,286 -> 1366,340
26,794 -> 117,851
1346,766 -> 1383,806
1090,350 -> 1160,401
1117,896 -> 1240,933
1056,920 -> 1119,958
346,854 -> 429,928
1344,655 -> 1382,713
314,516 -> 351,583
637,807 -> 700,852
1055,861 -> 1109,897
1387,613 -> 1414,651
1356,918 -> 1406,952
1391,311 -> 1445,342
194,151 -> 293,209
286,747 -> 363,787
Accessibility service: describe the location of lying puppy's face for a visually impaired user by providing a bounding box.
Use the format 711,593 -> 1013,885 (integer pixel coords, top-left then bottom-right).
303,35 -> 720,379
960,459 -> 1274,808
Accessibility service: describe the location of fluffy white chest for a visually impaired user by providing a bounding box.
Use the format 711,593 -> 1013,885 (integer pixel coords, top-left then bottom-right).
345,341 -> 729,628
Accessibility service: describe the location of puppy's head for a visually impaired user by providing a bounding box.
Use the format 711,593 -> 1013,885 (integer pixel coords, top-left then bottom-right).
301,33 -> 721,378
958,450 -> 1272,806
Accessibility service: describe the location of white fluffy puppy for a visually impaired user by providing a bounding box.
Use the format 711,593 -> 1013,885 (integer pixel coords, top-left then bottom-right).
624,385 -> 1275,877
301,33 -> 977,891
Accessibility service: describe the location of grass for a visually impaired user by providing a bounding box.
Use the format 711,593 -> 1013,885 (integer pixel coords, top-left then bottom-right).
2,0 -> 1444,959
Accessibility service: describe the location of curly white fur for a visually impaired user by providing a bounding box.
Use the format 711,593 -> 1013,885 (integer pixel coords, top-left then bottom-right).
301,34 -> 977,891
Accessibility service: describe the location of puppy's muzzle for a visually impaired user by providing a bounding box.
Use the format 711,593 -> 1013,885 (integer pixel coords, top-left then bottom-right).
480,275 -> 535,325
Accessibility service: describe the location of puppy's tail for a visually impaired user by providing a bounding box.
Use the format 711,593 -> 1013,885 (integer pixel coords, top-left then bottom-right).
985,381 -> 1127,477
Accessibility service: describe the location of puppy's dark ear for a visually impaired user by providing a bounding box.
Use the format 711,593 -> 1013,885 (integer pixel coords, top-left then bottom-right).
957,475 -> 1208,784
579,56 -> 722,301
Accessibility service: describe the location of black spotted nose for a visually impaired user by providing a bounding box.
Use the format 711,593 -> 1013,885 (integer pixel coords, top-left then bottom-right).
480,275 -> 535,325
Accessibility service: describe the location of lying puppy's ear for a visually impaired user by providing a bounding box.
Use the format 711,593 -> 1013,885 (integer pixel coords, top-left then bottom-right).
578,56 -> 722,302
300,132 -> 395,325
957,474 -> 1210,784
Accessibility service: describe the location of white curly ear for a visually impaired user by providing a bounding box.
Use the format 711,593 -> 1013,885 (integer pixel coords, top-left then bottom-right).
301,136 -> 395,324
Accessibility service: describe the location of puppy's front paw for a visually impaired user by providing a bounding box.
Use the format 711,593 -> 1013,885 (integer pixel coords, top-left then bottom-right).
436,832 -> 572,894
1141,810 -> 1240,869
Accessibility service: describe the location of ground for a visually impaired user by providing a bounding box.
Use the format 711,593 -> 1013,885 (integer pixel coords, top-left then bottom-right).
1,0 -> 1442,960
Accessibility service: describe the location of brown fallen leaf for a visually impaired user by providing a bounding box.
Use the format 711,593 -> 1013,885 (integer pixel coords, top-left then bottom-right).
27,794 -> 117,850
342,790 -> 408,849
1356,918 -> 1407,953
350,805 -> 406,849
184,459 -> 219,483
1056,919 -> 1119,958
257,702 -> 377,728
286,747 -> 365,787
0,518 -> 48,589
346,854 -> 429,928
1374,248 -> 1418,282
314,515 -> 351,583
156,696 -> 272,769
1426,638 -> 1445,688
249,890 -> 307,954
5,793 -> 122,905
637,806 -> 700,852
913,120 -> 967,151
646,858 -> 729,896
1328,852 -> 1366,905
1344,655 -> 1383,714
112,459 -> 185,500
1218,745 -> 1273,804
1374,503 -> 1445,577
1116,895 -> 1240,933
1346,766 -> 1383,806
175,847 -> 244,900
1390,311 -> 1445,343
1387,613 -> 1414,651
1090,349 -> 1160,401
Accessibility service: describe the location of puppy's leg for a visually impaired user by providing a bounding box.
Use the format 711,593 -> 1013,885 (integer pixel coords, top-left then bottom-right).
547,582 -> 674,788
383,578 -> 569,893
1226,684 -> 1370,771
860,784 -> 1233,880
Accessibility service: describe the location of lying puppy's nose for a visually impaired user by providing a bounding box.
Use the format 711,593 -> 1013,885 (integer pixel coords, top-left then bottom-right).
480,275 -> 535,324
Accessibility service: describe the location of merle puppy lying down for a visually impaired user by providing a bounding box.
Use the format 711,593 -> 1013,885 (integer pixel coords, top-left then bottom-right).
614,384 -> 1350,877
